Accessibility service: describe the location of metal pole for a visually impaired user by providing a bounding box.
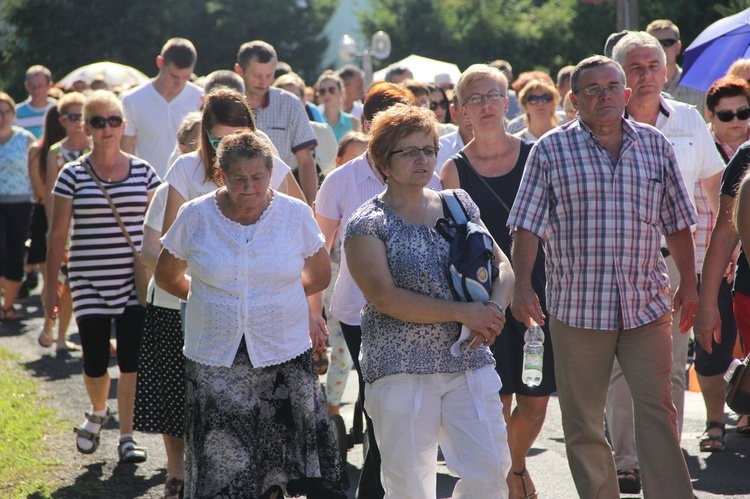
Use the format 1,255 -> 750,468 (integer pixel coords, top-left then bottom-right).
616,0 -> 639,30
363,51 -> 373,88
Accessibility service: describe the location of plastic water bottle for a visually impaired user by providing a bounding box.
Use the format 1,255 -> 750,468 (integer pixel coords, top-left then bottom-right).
522,323 -> 544,387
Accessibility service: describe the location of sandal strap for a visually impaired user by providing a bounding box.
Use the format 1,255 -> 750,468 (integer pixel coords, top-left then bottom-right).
706,421 -> 726,434
84,409 -> 110,425
73,426 -> 96,440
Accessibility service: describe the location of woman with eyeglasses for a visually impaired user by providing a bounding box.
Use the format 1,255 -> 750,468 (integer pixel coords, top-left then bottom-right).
0,92 -> 35,321
345,103 -> 513,498
514,79 -> 560,142
440,64 -> 552,499
45,90 -> 161,463
30,92 -> 90,350
316,72 -> 361,143
693,75 -> 750,451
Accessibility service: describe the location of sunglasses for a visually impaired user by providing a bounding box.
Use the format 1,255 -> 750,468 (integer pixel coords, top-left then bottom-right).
206,129 -> 222,150
658,38 -> 679,48
63,113 -> 82,122
526,94 -> 554,105
430,100 -> 449,111
88,115 -> 123,129
715,108 -> 750,122
317,87 -> 339,96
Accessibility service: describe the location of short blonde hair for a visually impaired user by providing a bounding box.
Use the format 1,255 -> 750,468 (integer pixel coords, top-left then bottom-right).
368,104 -> 438,181
57,92 -> 86,116
728,59 -> 750,79
456,64 -> 508,105
83,90 -> 123,122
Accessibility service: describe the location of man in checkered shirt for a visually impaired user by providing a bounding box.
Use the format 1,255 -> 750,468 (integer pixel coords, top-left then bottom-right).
508,55 -> 697,499
235,40 -> 318,204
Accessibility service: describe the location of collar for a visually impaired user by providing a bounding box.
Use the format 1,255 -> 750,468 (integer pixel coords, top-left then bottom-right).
353,151 -> 384,186
623,93 -> 671,121
576,116 -> 639,150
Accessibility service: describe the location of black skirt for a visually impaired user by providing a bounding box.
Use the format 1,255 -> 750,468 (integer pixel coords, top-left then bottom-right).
134,305 -> 185,437
184,341 -> 347,499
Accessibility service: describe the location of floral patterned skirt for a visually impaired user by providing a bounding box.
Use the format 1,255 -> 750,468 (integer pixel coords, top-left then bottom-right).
184,341 -> 347,499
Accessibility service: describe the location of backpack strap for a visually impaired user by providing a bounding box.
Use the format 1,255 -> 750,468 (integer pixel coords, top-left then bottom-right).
441,189 -> 469,225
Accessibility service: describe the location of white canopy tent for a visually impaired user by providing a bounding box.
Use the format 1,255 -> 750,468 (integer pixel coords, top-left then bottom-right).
373,54 -> 461,85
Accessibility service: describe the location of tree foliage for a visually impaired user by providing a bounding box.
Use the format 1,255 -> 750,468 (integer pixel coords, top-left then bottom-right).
360,0 -> 734,78
0,0 -> 336,100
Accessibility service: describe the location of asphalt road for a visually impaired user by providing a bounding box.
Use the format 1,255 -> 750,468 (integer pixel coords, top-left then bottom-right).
2,291 -> 749,498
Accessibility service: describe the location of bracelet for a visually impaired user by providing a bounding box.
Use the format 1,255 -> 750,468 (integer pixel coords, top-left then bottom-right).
486,300 -> 505,314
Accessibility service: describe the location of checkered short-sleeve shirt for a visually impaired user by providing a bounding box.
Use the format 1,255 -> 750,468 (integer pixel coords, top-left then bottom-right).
507,118 -> 698,330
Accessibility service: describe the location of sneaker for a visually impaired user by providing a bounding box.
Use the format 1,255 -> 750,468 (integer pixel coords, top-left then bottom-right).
16,271 -> 39,301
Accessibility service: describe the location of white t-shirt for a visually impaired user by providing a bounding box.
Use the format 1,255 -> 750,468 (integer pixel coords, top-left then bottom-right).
315,152 -> 442,325
436,129 -> 466,175
161,191 -> 325,367
122,81 -> 203,178
165,150 -> 290,202
144,183 -> 180,310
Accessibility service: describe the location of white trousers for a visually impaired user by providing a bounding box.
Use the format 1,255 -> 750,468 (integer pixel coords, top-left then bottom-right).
606,254 -> 688,470
364,365 -> 510,499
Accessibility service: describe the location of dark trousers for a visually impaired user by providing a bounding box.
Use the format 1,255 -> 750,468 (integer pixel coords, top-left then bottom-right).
340,322 -> 385,499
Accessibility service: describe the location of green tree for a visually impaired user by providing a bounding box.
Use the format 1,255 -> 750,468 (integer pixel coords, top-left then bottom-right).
360,0 -> 731,79
0,0 -> 336,100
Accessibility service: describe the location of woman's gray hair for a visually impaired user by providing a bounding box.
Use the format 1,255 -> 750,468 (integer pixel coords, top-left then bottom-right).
215,131 -> 274,174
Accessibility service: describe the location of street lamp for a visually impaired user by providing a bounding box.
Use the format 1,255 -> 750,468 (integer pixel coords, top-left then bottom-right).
339,31 -> 391,86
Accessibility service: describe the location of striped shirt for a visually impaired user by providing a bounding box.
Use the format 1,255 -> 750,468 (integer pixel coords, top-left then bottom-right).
53,156 -> 160,318
14,98 -> 56,139
508,118 -> 697,331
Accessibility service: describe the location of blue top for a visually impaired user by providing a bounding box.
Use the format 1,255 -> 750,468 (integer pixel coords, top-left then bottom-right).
0,126 -> 35,202
324,110 -> 355,143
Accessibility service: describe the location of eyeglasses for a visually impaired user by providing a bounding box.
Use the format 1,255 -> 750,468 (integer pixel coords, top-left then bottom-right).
62,113 -> 82,122
463,91 -> 505,106
526,94 -> 554,105
579,83 -> 625,96
389,145 -> 439,160
88,115 -> 123,129
317,87 -> 339,96
715,108 -> 750,122
430,100 -> 449,111
206,129 -> 222,150
657,38 -> 679,48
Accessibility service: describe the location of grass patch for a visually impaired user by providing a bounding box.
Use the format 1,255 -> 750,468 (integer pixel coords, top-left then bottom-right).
0,348 -> 67,497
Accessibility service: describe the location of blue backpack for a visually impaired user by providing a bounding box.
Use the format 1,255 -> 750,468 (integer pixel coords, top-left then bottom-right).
436,191 -> 496,303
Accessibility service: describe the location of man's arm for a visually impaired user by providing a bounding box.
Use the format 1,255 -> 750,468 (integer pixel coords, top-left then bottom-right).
510,228 -> 546,327
664,227 -> 698,333
121,135 -> 136,155
295,147 -> 317,206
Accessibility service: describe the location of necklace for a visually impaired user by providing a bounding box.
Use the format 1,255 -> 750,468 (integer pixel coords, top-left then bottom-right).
384,192 -> 428,225
87,155 -> 121,182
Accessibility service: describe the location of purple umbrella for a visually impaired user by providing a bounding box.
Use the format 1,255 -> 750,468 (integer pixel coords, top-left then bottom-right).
681,8 -> 750,92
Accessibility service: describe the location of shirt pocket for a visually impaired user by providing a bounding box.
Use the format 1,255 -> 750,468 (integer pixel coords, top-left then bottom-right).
637,178 -> 662,226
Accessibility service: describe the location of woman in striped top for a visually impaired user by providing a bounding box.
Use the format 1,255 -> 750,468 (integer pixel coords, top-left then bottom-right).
46,90 -> 160,463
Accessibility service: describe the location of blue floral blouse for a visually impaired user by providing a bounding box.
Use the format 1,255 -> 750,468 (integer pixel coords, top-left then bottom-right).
344,189 -> 495,383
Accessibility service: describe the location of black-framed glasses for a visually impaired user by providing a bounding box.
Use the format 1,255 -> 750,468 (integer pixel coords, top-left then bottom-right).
63,113 -> 82,122
317,87 -> 339,96
658,38 -> 679,48
430,100 -> 449,111
580,83 -> 624,96
88,115 -> 123,129
206,129 -> 222,150
715,108 -> 750,122
463,91 -> 505,106
526,94 -> 554,105
388,145 -> 439,160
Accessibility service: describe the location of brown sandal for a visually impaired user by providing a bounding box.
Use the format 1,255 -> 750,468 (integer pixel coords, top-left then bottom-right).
513,468 -> 538,499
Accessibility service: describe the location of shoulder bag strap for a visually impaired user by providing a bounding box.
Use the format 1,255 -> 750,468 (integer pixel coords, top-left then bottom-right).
81,157 -> 140,259
441,190 -> 468,225
454,151 -> 513,215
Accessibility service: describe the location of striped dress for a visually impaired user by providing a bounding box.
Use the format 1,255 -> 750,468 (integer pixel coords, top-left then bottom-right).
53,156 -> 160,319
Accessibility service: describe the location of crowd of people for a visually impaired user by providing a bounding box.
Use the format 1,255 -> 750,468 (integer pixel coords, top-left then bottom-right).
1,14 -> 749,499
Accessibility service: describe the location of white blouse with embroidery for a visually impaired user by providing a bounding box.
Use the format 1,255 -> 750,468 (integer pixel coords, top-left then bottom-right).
161,190 -> 325,367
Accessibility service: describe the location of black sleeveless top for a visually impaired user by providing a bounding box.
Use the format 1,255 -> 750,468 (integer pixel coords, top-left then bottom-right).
451,140 -> 547,304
